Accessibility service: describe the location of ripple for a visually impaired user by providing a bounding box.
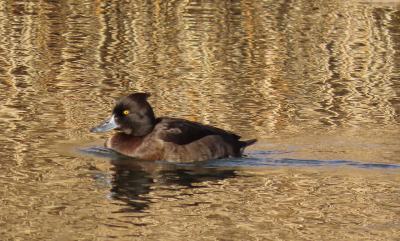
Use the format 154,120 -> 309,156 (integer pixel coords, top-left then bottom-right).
78,147 -> 400,169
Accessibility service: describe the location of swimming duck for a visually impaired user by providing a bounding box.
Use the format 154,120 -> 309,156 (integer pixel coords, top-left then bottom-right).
90,93 -> 257,163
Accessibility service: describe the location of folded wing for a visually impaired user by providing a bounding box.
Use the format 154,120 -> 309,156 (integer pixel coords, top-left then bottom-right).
154,118 -> 241,146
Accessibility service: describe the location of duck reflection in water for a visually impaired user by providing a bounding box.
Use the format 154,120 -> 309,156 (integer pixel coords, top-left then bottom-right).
90,93 -> 257,163
91,155 -> 238,212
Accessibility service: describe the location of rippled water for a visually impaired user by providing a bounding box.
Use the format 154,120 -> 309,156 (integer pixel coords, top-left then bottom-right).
1,0 -> 400,240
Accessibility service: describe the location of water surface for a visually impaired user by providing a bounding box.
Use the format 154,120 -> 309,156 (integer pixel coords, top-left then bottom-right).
1,0 -> 400,240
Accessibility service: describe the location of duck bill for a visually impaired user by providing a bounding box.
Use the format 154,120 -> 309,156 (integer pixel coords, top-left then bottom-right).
90,115 -> 119,133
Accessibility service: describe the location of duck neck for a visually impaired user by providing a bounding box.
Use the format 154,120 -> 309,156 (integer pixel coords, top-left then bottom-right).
130,122 -> 154,136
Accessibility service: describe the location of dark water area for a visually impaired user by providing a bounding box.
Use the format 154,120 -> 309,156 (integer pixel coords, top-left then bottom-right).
1,0 -> 400,240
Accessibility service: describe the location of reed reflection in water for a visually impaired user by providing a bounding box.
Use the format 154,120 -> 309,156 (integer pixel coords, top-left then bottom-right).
0,0 -> 400,240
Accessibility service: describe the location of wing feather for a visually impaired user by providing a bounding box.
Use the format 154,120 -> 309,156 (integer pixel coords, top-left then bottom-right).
154,118 -> 240,145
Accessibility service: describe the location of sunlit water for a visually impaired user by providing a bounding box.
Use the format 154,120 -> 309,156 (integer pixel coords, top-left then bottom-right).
1,0 -> 400,240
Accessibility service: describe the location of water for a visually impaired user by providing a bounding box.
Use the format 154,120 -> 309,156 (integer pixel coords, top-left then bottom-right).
1,0 -> 400,240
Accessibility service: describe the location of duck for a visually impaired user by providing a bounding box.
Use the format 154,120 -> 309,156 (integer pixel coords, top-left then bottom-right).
90,93 -> 257,163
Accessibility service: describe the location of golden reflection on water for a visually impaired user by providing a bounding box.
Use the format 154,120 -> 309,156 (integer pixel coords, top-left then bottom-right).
0,0 -> 400,240
2,156 -> 399,240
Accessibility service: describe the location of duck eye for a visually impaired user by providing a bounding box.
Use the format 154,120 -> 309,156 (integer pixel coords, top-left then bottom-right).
123,110 -> 129,115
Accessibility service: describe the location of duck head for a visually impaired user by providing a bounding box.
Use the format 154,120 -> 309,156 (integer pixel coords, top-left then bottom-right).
90,93 -> 156,136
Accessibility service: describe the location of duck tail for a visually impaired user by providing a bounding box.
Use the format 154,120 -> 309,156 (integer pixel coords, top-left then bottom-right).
242,138 -> 257,147
236,138 -> 257,156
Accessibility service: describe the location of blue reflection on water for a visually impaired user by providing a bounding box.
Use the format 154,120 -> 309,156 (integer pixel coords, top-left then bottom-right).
78,148 -> 400,169
208,151 -> 400,169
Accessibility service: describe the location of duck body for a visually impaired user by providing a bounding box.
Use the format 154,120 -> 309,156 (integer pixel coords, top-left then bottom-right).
90,93 -> 257,163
